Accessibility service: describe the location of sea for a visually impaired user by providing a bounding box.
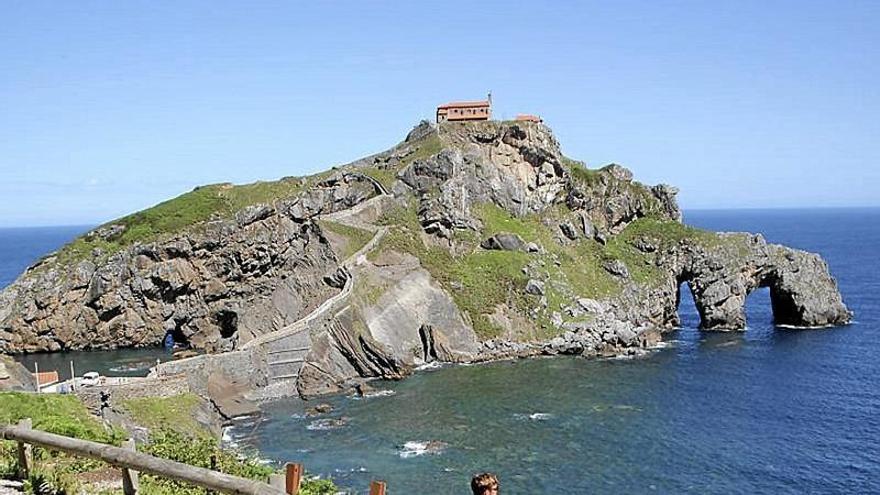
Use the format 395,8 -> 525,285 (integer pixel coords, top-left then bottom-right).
2,209 -> 878,494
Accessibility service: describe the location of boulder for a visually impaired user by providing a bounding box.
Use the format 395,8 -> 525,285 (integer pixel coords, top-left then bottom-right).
525,279 -> 545,296
559,222 -> 579,240
577,298 -> 606,314
305,403 -> 334,416
481,233 -> 526,251
525,242 -> 542,253
603,260 -> 630,278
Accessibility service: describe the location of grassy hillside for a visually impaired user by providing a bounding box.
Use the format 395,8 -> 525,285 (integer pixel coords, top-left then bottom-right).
44,130 -> 442,269
52,177 -> 314,266
0,392 -> 337,495
372,198 -> 719,339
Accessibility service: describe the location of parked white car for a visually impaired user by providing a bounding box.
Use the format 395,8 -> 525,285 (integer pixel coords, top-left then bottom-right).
80,371 -> 101,387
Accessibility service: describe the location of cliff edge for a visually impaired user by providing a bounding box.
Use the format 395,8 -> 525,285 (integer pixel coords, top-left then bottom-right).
0,120 -> 851,396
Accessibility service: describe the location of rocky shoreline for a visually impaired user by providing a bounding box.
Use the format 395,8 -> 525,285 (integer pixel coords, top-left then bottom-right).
0,120 -> 851,404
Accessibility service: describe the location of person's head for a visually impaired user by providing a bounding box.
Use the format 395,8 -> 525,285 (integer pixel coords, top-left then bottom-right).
471,472 -> 499,495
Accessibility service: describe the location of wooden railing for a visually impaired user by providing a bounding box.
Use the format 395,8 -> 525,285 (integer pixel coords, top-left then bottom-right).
1,420 -> 387,495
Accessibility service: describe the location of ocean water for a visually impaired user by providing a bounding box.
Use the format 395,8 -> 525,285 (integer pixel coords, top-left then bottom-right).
2,210 -> 878,493
226,208 -> 879,494
0,225 -> 89,288
0,225 -> 171,377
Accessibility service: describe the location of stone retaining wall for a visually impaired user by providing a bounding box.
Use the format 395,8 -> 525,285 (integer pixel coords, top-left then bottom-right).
76,375 -> 190,412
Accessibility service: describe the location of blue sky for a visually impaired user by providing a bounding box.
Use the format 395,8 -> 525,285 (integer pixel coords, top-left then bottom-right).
1,1 -> 878,227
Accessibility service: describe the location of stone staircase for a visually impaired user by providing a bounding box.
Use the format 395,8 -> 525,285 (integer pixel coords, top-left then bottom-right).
264,328 -> 311,383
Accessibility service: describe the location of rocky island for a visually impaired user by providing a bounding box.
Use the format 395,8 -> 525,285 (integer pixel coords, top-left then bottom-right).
0,120 -> 852,399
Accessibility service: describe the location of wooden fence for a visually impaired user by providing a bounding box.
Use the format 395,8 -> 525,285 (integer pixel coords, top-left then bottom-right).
1,420 -> 387,495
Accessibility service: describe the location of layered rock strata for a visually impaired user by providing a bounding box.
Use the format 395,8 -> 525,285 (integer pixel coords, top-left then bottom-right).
0,120 -> 851,400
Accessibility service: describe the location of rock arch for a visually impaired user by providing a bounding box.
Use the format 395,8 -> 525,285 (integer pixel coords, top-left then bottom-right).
677,236 -> 851,331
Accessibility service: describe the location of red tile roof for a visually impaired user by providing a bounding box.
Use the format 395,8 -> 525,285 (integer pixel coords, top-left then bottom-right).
437,100 -> 491,109
516,114 -> 542,122
34,371 -> 59,386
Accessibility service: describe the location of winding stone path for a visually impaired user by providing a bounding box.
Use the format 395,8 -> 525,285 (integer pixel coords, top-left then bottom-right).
241,192 -> 390,386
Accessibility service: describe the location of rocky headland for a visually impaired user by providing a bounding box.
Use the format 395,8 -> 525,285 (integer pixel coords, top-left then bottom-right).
0,120 -> 852,399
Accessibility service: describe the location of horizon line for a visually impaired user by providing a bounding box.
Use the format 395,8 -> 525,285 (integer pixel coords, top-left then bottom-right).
2,205 -> 879,230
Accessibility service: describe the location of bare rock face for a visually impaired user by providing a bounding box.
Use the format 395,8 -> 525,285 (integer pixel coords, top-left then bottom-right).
0,119 -> 852,401
399,122 -> 571,238
599,232 -> 852,333
0,171 -> 383,354
0,218 -> 337,354
679,234 -> 851,330
565,163 -> 681,235
0,355 -> 36,391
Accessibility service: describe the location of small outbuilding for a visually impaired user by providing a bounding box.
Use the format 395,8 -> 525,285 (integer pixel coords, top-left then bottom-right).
515,114 -> 543,123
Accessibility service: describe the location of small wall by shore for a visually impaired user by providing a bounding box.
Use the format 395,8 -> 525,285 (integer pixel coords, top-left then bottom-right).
150,349 -> 267,395
76,374 -> 190,412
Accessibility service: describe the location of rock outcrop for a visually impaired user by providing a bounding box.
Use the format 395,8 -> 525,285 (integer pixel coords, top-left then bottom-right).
678,234 -> 851,330
0,173 -> 383,353
0,119 -> 852,400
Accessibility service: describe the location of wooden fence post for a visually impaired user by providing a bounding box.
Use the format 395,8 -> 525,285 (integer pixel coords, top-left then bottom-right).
121,439 -> 139,495
284,462 -> 302,495
369,480 -> 387,495
15,419 -> 33,480
0,424 -> 284,495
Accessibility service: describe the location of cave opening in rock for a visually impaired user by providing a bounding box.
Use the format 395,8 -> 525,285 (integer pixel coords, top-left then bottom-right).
759,275 -> 801,327
165,327 -> 190,348
675,279 -> 702,330
675,270 -> 797,331
214,310 -> 239,339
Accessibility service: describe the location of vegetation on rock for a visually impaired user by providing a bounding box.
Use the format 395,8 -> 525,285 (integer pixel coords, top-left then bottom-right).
359,132 -> 442,190
118,393 -> 210,440
49,176 -> 325,267
317,220 -> 375,260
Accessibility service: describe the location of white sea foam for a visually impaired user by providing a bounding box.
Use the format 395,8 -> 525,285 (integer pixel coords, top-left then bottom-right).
306,418 -> 347,431
776,323 -> 841,330
365,389 -> 396,398
351,389 -> 396,400
514,412 -> 553,421
398,440 -> 446,458
221,426 -> 244,449
415,361 -> 444,371
221,426 -> 235,443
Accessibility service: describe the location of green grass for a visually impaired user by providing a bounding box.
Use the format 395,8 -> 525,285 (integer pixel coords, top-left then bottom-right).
115,179 -> 307,242
0,392 -> 337,494
48,132 -> 442,269
372,202 -> 539,338
370,200 -> 726,339
0,392 -> 122,444
48,176 -> 318,267
352,271 -> 388,307
563,156 -> 602,185
605,217 -> 722,285
119,394 -> 210,440
0,392 -> 123,492
139,430 -> 336,494
476,202 -> 620,300
317,220 -> 375,260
